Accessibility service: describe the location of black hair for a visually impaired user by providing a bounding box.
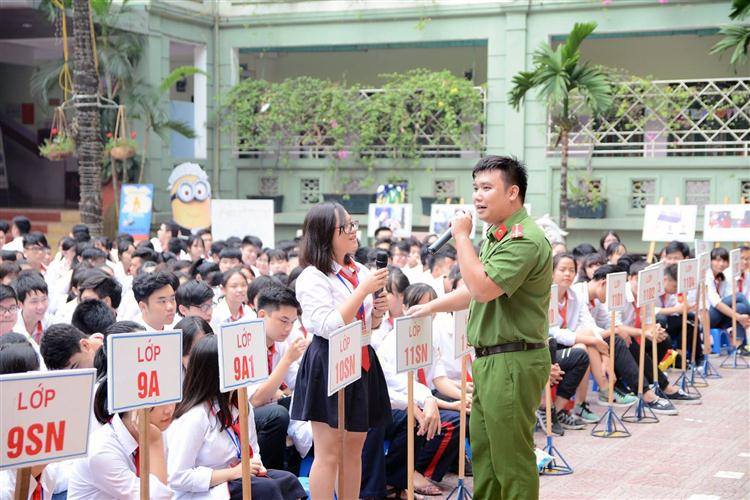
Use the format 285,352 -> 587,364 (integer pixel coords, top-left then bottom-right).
256,286 -> 300,315
614,253 -> 639,275
0,332 -> 29,346
80,247 -> 108,263
0,283 -> 18,302
471,155 -> 528,203
385,266 -> 410,295
175,316 -> 214,360
225,236 -> 242,248
22,232 -> 48,249
628,260 -> 648,277
605,242 -> 627,260
60,236 -> 77,252
665,241 -> 690,258
428,244 -> 456,272
553,252 -> 577,272
12,216 -> 31,235
664,263 -> 678,281
167,237 -> 185,256
599,231 -> 621,251
132,271 -> 176,304
176,280 -> 214,310
447,263 -> 463,291
374,227 -> 393,239
195,260 -> 220,280
219,247 -> 242,261
591,264 -> 623,282
288,266 -> 303,284
0,221 -> 9,234
576,252 -> 607,282
0,339 -> 39,374
299,202 -> 350,276
390,239 -> 411,256
247,275 -> 279,306
572,243 -> 597,260
12,270 -> 48,303
710,247 -> 729,262
266,248 -> 288,262
161,222 -> 180,238
403,283 -> 438,308
71,223 -> 91,242
79,271 -> 123,309
117,238 -> 135,255
187,234 -> 204,251
221,268 -> 246,288
72,299 -> 116,335
242,235 -> 263,250
174,335 -> 237,430
132,247 -> 158,263
353,246 -> 370,266
93,322 -> 145,424
40,323 -> 88,370
211,241 -> 227,257
1,250 -> 17,262
0,262 -> 20,282
94,236 -> 112,251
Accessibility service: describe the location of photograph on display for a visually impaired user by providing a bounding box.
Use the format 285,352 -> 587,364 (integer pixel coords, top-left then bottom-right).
641,204 -> 697,242
429,204 -> 476,237
367,203 -> 412,238
703,204 -> 750,242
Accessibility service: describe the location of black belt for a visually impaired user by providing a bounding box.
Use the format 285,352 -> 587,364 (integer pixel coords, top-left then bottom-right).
475,341 -> 547,358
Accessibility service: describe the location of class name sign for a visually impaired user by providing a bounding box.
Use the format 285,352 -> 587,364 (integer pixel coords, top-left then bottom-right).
328,321 -> 363,396
395,315 -> 432,373
217,319 -> 269,393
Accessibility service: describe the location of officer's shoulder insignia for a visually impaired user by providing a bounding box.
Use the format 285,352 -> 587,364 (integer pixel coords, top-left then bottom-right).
510,224 -> 524,239
493,224 -> 507,240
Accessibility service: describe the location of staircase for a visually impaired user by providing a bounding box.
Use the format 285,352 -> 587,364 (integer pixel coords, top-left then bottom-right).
0,208 -> 80,250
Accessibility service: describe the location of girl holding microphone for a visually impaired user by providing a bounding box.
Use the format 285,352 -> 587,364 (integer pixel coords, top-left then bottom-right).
291,202 -> 391,499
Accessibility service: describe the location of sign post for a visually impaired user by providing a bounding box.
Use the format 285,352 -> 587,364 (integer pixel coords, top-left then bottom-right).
107,330 -> 183,500
674,258 -> 701,394
721,249 -> 749,369
328,321 -> 363,497
696,252 -> 722,379
1,369 -> 96,499
395,315 -> 433,498
592,271 -> 631,438
217,319 -> 270,499
447,310 -> 472,498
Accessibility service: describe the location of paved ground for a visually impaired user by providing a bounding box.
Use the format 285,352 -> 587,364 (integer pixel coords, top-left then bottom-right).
432,354 -> 750,499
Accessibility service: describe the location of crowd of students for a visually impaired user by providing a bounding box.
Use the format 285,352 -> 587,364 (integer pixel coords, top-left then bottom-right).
0,211 -> 748,500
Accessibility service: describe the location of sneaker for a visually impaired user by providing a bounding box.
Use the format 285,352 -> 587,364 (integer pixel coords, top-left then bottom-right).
574,402 -> 601,424
598,387 -> 639,408
646,397 -> 679,415
665,387 -> 702,405
536,408 -> 565,436
556,408 -> 586,430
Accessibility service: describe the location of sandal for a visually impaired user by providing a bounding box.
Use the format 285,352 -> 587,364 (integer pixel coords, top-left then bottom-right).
413,482 -> 443,496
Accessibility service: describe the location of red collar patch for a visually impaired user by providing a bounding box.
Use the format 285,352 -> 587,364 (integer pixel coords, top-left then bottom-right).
493,224 -> 507,240
510,224 -> 524,239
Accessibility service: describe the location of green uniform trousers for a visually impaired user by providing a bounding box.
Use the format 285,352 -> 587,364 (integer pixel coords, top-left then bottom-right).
470,347 -> 551,499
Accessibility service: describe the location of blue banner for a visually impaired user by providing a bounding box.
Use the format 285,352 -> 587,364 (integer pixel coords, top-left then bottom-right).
118,184 -> 154,238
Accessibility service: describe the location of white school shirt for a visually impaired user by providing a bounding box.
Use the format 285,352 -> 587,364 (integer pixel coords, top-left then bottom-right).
117,288 -> 142,322
548,286 -> 600,347
621,286 -> 639,327
375,323 -> 435,410
431,313 -> 474,384
52,297 -> 78,325
246,340 -> 299,404
741,271 -> 750,302
587,297 -> 623,332
210,300 -> 256,333
0,469 -> 56,500
67,414 -> 172,500
167,403 -> 261,499
370,315 -> 394,352
295,261 -> 374,340
2,236 -> 23,252
705,271 -> 730,308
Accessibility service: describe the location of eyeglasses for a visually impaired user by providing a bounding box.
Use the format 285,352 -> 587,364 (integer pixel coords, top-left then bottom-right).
194,302 -> 213,313
338,220 -> 359,235
154,296 -> 176,307
0,304 -> 18,315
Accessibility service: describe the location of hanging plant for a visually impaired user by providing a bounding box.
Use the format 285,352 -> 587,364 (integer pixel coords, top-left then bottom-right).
105,105 -> 137,160
39,106 -> 75,160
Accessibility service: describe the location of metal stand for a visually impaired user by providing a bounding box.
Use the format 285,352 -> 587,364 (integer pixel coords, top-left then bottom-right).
674,369 -> 702,397
541,435 -> 574,475
621,395 -> 659,424
720,346 -> 750,369
446,479 -> 473,499
687,362 -> 709,388
702,357 -> 722,379
652,382 -> 668,399
591,406 -> 632,438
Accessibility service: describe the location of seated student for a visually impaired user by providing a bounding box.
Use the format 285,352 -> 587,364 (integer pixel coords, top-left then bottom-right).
40,323 -> 103,370
410,245 -> 456,298
247,287 -> 309,470
255,249 -> 271,276
72,299 -> 117,335
176,280 -> 215,323
585,265 -> 678,414
605,242 -> 627,265
167,335 -> 305,500
368,283 -> 461,498
707,247 -> 750,350
0,336 -> 59,499
212,269 -> 255,330
132,271 -> 178,331
11,270 -> 51,343
0,284 -> 20,336
219,247 -> 243,273
574,252 -> 607,284
657,263 -> 704,365
620,260 -> 699,404
537,337 -> 589,435
389,240 -> 410,269
68,322 -> 174,500
22,232 -> 49,275
740,245 -> 750,303
0,261 -> 20,285
370,266 -> 410,351
267,249 -> 289,276
175,316 -> 214,371
78,270 -> 123,314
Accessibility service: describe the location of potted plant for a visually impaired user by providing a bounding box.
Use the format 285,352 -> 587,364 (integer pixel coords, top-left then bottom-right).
105,131 -> 137,160
568,174 -> 607,219
39,128 -> 75,160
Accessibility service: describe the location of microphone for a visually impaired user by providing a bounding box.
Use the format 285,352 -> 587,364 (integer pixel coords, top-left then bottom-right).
427,229 -> 452,255
374,250 -> 389,298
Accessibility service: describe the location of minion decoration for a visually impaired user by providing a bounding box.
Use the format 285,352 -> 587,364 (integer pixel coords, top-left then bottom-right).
168,162 -> 212,231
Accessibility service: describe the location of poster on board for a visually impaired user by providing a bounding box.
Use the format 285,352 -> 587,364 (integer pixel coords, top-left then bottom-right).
118,184 -> 154,240
429,204 -> 476,237
212,199 -> 275,248
703,204 -> 750,242
641,204 -> 697,242
367,203 -> 412,238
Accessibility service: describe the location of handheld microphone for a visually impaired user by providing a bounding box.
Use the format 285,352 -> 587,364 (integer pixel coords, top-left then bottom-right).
427,229 -> 452,255
374,250 -> 389,298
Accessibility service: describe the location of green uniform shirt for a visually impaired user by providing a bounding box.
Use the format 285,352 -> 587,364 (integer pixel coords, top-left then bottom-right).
467,207 -> 552,347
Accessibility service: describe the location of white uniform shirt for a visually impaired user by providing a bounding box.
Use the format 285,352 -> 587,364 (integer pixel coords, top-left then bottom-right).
295,261 -> 373,340
705,271 -> 730,308
210,300 -> 256,333
52,297 -> 78,325
246,340 -> 299,403
548,286 -> 600,346
2,237 -> 23,252
431,313 -> 474,384
67,414 -> 172,499
0,468 -> 56,500
167,403 -> 260,499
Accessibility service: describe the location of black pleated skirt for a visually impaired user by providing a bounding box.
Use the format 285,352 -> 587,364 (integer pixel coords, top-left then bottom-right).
291,335 -> 392,432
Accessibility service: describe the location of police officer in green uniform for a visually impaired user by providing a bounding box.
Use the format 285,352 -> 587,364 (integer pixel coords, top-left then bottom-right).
408,156 -> 551,499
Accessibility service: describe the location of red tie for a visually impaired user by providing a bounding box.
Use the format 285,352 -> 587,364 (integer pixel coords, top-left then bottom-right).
267,344 -> 287,391
417,368 -> 427,386
465,354 -> 473,383
133,447 -> 141,478
230,419 -> 253,458
337,265 -> 370,371
299,323 -> 308,339
634,304 -> 641,329
31,474 -> 42,500
230,306 -> 245,323
32,321 -> 43,344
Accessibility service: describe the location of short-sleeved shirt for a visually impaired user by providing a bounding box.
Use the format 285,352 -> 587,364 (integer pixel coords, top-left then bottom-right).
467,207 -> 552,347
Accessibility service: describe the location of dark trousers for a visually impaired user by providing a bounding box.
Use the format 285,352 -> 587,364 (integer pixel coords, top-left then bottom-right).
254,403 -> 290,471
554,347 -> 589,401
416,409 -> 461,482
360,426 -> 387,499
710,294 -> 750,345
657,313 -> 705,363
611,336 -> 642,394
228,469 -> 306,500
628,339 -> 669,390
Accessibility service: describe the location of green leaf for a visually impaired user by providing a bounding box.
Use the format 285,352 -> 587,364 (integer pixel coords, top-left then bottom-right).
159,66 -> 208,93
729,0 -> 750,20
711,25 -> 750,66
561,22 -> 597,62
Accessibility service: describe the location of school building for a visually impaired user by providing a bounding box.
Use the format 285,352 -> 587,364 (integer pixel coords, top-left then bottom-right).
0,0 -> 746,249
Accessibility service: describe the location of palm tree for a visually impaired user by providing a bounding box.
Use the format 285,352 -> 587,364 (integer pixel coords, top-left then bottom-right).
72,0 -> 103,235
508,22 -> 612,229
711,0 -> 750,67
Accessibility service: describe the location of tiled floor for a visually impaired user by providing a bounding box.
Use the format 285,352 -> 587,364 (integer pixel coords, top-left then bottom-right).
433,355 -> 749,499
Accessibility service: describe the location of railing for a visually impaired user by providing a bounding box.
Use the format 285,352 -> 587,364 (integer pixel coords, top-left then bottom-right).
234,87 -> 486,159
548,78 -> 750,157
